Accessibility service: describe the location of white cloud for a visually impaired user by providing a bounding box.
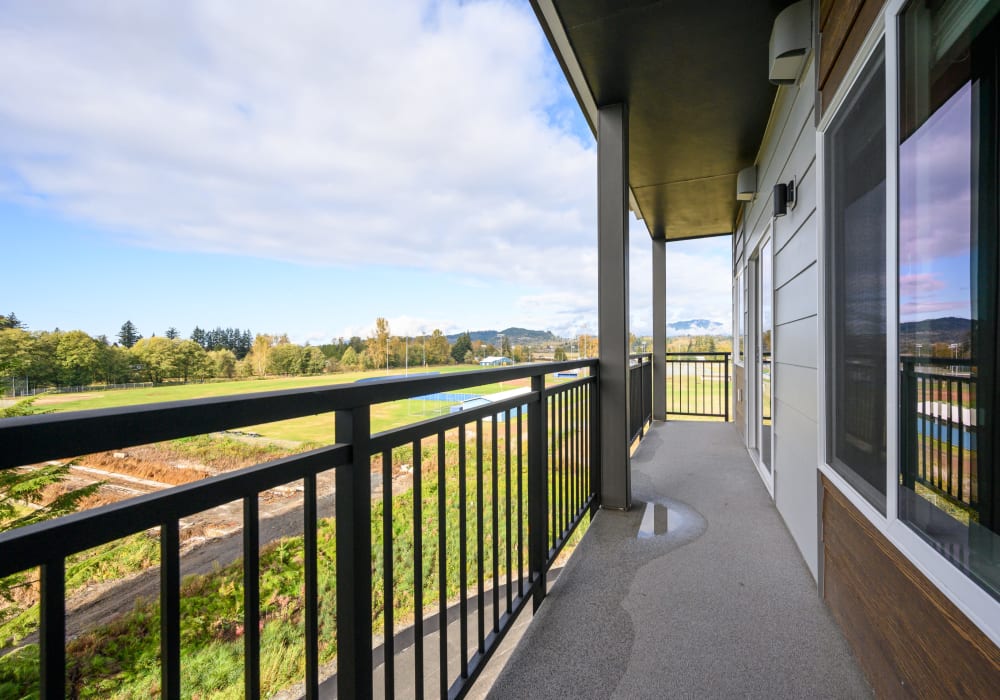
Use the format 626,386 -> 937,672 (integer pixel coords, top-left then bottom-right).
0,1 -> 736,338
0,1 -> 595,287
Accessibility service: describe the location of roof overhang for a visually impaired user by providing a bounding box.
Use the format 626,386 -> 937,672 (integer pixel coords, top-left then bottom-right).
532,0 -> 796,241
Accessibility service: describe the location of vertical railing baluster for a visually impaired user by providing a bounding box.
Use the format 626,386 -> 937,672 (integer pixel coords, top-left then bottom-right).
958,381 -> 965,503
380,449 -> 394,698
491,416 -> 500,633
458,423 -> 468,678
529,374 -> 548,611
517,406 -> 524,598
304,473 -> 319,699
437,431 -> 449,699
40,558 -> 65,700
554,389 -> 560,539
476,418 -> 485,655
243,495 -> 261,699
947,379 -> 955,498
335,405 -> 373,699
505,408 -> 513,614
161,519 -> 181,700
412,440 -> 424,699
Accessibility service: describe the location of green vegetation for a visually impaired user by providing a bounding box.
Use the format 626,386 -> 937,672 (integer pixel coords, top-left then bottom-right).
0,427 -> 592,698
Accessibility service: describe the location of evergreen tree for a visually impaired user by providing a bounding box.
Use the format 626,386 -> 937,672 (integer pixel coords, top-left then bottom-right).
117,320 -> 140,348
165,327 -> 179,340
190,326 -> 207,349
0,312 -> 24,330
451,332 -> 473,363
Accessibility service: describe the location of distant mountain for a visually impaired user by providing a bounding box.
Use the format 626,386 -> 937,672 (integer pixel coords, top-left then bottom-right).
900,316 -> 971,346
667,319 -> 728,337
446,327 -> 558,346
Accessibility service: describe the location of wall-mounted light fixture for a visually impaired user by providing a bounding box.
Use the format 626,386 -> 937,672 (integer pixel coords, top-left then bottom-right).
769,0 -> 811,85
773,179 -> 795,217
736,165 -> 757,201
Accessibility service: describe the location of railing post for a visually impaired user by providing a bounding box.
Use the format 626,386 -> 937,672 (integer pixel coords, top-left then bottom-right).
335,405 -> 373,699
528,373 -> 548,611
724,352 -> 731,422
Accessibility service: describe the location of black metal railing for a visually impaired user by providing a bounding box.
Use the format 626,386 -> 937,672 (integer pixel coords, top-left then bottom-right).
665,352 -> 731,421
0,360 -> 600,699
629,353 -> 653,441
900,356 -> 978,513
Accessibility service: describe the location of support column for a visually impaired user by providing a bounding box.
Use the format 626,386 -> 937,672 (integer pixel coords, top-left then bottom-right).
652,236 -> 666,421
598,103 -> 631,511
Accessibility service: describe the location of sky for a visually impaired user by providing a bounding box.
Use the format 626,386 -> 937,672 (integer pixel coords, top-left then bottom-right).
0,0 -> 733,345
899,81 -> 972,324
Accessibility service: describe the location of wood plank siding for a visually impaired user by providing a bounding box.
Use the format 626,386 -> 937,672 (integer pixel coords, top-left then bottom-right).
822,477 -> 1000,698
817,0 -> 885,115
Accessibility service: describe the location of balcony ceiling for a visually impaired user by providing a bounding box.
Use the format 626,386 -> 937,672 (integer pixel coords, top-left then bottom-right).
533,0 -> 797,241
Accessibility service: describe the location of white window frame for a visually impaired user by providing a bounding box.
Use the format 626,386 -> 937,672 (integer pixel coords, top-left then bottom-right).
815,0 -> 1000,646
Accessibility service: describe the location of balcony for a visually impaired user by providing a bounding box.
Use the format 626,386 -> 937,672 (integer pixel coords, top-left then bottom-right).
0,357 -> 872,698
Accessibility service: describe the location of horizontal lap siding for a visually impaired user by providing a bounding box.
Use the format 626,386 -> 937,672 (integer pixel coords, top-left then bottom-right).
741,57 -> 820,577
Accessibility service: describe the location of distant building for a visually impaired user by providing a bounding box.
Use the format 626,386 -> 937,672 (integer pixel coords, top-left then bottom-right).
479,356 -> 513,366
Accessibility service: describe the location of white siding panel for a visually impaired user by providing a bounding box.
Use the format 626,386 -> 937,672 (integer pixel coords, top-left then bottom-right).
774,362 -> 817,422
773,398 -> 820,580
775,316 -> 817,369
775,209 -> 817,289
775,262 -> 817,324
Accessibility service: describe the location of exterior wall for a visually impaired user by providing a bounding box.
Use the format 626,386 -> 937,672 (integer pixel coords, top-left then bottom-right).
822,477 -> 1000,696
737,58 -> 820,579
817,0 -> 883,114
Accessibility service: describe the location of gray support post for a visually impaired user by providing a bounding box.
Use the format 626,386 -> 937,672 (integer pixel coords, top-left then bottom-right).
652,236 -> 666,421
598,102 -> 631,511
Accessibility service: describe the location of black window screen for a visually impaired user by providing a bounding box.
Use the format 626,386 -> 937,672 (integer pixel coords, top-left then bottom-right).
825,43 -> 888,513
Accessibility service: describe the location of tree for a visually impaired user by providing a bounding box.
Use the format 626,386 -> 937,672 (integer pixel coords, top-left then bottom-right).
301,347 -> 326,375
267,343 -> 304,375
0,312 -> 24,330
190,326 -> 207,349
118,320 -> 141,349
367,318 -> 391,371
207,349 -> 237,378
164,327 -> 179,340
340,346 -> 360,369
130,337 -> 177,383
554,347 -> 568,361
425,330 -> 451,365
173,340 -> 208,382
55,330 -> 103,386
451,332 -> 472,364
246,334 -> 274,376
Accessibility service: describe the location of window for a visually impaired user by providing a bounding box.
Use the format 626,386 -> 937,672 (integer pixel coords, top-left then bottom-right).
825,42 -> 888,513
898,0 -> 1000,600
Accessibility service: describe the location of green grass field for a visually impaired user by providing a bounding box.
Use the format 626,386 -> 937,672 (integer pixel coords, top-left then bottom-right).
32,366 -> 538,442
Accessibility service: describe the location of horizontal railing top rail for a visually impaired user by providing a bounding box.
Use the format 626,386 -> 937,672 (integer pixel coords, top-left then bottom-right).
0,359 -> 597,471
900,355 -> 973,366
665,351 -> 731,357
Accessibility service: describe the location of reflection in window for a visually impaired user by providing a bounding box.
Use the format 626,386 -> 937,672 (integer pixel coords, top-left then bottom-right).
825,42 -> 887,513
898,0 -> 1000,600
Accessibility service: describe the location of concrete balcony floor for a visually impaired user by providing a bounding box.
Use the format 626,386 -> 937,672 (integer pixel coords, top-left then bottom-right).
486,421 -> 872,699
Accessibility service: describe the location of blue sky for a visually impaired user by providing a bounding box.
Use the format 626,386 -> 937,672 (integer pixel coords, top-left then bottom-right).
1,0 -> 732,344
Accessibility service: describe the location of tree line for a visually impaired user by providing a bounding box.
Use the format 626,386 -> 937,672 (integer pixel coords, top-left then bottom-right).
0,315 -> 537,393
